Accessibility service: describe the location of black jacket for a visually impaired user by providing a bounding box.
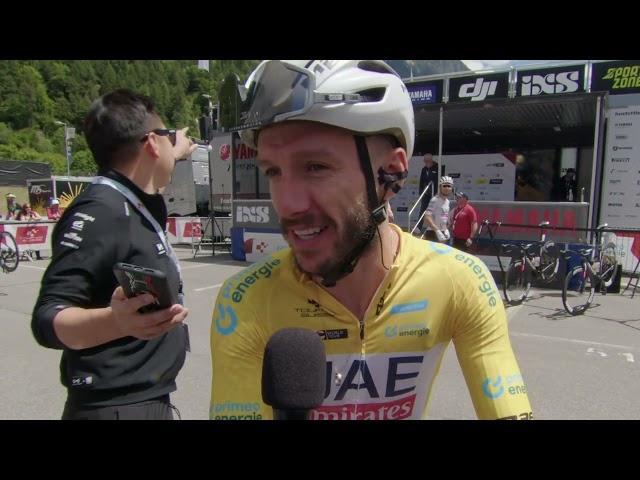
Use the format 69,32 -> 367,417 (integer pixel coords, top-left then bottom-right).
419,163 -> 439,202
32,170 -> 187,407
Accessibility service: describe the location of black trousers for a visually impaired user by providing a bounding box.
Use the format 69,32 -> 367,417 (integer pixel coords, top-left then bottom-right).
62,394 -> 180,420
423,230 -> 441,242
453,238 -> 471,252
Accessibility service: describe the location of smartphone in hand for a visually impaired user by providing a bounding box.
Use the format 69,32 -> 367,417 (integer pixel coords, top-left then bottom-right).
113,262 -> 177,313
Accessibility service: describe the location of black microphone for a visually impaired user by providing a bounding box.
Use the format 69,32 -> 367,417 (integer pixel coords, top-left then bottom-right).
262,328 -> 326,420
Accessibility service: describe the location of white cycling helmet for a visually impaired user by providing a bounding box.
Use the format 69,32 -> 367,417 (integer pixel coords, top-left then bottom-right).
440,176 -> 454,186
235,60 -> 414,157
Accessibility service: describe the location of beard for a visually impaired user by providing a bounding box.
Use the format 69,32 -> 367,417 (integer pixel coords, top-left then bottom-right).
281,198 -> 376,279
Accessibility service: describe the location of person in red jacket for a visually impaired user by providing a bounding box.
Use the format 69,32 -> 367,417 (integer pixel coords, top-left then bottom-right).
451,192 -> 478,252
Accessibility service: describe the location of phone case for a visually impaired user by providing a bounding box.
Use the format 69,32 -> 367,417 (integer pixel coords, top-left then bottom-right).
113,262 -> 177,313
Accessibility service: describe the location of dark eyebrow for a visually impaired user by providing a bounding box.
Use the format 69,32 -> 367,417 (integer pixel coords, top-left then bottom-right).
256,157 -> 272,169
257,147 -> 341,172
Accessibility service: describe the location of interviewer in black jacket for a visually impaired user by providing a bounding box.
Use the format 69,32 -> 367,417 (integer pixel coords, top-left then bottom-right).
417,153 -> 439,232
32,89 -> 196,420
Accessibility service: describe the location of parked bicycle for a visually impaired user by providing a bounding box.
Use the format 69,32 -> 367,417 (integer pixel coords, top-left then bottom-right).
0,230 -> 20,273
502,221 -> 561,306
561,224 -> 618,315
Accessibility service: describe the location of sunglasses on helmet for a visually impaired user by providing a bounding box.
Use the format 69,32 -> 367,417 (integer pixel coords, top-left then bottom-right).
218,61 -> 362,132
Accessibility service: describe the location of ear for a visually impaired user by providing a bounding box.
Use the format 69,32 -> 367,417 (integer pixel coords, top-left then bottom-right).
379,147 -> 408,202
142,133 -> 162,159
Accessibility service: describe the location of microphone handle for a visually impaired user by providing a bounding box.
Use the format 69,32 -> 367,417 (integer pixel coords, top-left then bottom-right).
273,409 -> 312,420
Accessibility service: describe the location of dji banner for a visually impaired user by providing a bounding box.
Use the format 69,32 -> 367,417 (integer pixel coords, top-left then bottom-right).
449,72 -> 510,103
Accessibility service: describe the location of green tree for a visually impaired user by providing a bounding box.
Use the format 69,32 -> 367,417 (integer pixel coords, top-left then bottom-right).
0,63 -> 54,129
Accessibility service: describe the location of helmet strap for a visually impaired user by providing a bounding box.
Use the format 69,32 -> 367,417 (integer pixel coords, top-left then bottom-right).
319,135 -> 386,287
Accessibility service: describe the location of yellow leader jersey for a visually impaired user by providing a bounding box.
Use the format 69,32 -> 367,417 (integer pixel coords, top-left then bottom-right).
210,224 -> 532,420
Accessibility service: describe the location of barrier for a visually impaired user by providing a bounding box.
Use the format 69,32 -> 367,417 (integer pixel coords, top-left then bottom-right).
477,222 -> 640,276
166,217 -> 204,244
0,220 -> 55,252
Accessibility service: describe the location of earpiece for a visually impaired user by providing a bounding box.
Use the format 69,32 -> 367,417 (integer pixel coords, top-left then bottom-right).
377,168 -> 408,193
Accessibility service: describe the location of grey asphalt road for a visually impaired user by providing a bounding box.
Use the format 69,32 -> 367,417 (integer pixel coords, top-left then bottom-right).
2,247 -> 639,420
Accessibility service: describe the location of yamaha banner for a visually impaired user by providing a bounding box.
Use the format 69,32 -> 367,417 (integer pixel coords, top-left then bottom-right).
406,80 -> 444,105
516,65 -> 586,97
449,72 -> 510,103
592,60 -> 640,95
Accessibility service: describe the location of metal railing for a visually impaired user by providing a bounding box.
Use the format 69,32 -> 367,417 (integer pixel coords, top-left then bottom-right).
407,183 -> 433,235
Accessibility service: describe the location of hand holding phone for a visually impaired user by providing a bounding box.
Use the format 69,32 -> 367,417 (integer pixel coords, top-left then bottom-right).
110,286 -> 188,341
113,263 -> 177,313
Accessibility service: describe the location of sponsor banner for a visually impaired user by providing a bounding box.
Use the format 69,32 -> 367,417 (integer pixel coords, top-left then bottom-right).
0,221 -> 54,250
600,106 -> 640,230
165,217 -> 208,243
406,80 -> 444,105
449,72 -> 510,103
243,229 -> 289,263
443,153 -> 516,201
474,201 -> 590,242
209,132 -> 233,213
389,153 -> 516,227
610,232 -> 640,271
592,61 -> 640,95
232,134 -> 262,199
233,199 -> 280,229
516,65 -> 585,97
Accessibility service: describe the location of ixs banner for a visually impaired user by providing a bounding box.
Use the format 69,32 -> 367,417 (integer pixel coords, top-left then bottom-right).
592,60 -> 640,95
517,65 -> 586,97
233,199 -> 280,229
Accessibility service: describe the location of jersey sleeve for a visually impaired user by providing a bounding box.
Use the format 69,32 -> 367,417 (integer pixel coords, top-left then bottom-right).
425,196 -> 437,215
31,198 -> 128,349
449,252 -> 533,420
209,282 -> 271,420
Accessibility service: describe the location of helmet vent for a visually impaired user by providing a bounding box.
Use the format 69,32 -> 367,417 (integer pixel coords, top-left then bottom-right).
357,60 -> 395,75
357,87 -> 386,103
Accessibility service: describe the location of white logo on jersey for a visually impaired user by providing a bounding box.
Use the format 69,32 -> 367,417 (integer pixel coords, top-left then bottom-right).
71,221 -> 84,232
73,212 -> 95,222
63,232 -> 83,243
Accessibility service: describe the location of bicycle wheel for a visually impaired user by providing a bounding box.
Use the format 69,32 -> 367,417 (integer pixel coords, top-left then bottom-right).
562,265 -> 595,315
598,242 -> 618,287
504,259 -> 531,305
0,231 -> 20,273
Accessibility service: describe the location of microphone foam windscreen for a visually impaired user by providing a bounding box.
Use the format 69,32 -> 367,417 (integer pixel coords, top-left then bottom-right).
262,328 -> 326,410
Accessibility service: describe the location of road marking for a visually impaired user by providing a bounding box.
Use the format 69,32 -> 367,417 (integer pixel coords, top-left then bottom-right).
194,283 -> 222,292
619,353 -> 635,363
511,331 -> 640,351
18,265 -> 47,271
587,347 -> 607,357
182,264 -> 216,270
506,303 -> 523,323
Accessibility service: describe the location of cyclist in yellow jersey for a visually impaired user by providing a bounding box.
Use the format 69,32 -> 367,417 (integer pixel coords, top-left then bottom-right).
210,60 -> 532,420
